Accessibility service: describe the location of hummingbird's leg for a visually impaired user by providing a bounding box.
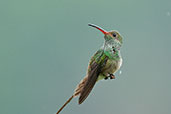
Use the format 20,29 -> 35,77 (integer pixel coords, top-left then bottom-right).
109,74 -> 115,79
104,76 -> 108,80
103,73 -> 115,80
103,73 -> 109,80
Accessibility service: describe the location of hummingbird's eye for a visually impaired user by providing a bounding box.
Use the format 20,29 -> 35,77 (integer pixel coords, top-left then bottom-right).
113,33 -> 117,37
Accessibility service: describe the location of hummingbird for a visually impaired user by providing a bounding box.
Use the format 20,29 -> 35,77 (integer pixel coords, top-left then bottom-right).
56,24 -> 123,114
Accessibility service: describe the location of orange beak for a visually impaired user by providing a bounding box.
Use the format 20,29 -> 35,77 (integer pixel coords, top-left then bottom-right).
88,23 -> 108,35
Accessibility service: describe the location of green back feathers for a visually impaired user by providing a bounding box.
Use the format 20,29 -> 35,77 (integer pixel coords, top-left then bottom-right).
90,49 -> 104,65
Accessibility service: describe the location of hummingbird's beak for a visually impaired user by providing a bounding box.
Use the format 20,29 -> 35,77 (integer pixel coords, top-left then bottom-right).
88,23 -> 108,35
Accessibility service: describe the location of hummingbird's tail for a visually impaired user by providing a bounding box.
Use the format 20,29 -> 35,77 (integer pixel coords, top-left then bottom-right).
56,76 -> 88,114
56,95 -> 74,114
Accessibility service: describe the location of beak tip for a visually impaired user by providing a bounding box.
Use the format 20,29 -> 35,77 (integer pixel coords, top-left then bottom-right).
88,23 -> 95,27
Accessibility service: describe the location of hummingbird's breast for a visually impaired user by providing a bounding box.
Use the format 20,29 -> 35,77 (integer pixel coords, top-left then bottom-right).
101,56 -> 122,75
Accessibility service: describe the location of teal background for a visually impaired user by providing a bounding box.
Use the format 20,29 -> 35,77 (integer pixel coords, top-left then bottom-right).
0,0 -> 171,114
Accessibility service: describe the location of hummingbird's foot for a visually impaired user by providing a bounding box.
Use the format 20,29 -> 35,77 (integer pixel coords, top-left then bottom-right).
109,74 -> 115,79
104,76 -> 108,80
104,74 -> 115,80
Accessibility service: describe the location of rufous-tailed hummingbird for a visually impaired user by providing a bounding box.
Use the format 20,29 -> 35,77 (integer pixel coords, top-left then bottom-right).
56,24 -> 123,114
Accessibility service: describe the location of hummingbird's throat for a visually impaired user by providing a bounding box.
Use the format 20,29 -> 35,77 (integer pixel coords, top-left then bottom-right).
104,39 -> 121,51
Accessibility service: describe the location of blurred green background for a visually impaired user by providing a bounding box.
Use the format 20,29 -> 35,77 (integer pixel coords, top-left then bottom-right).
0,0 -> 171,114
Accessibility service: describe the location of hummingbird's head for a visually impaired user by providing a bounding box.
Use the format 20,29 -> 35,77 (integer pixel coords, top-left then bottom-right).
107,30 -> 123,44
88,24 -> 123,45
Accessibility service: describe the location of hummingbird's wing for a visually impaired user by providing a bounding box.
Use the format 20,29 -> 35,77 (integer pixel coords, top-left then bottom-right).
78,49 -> 108,104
